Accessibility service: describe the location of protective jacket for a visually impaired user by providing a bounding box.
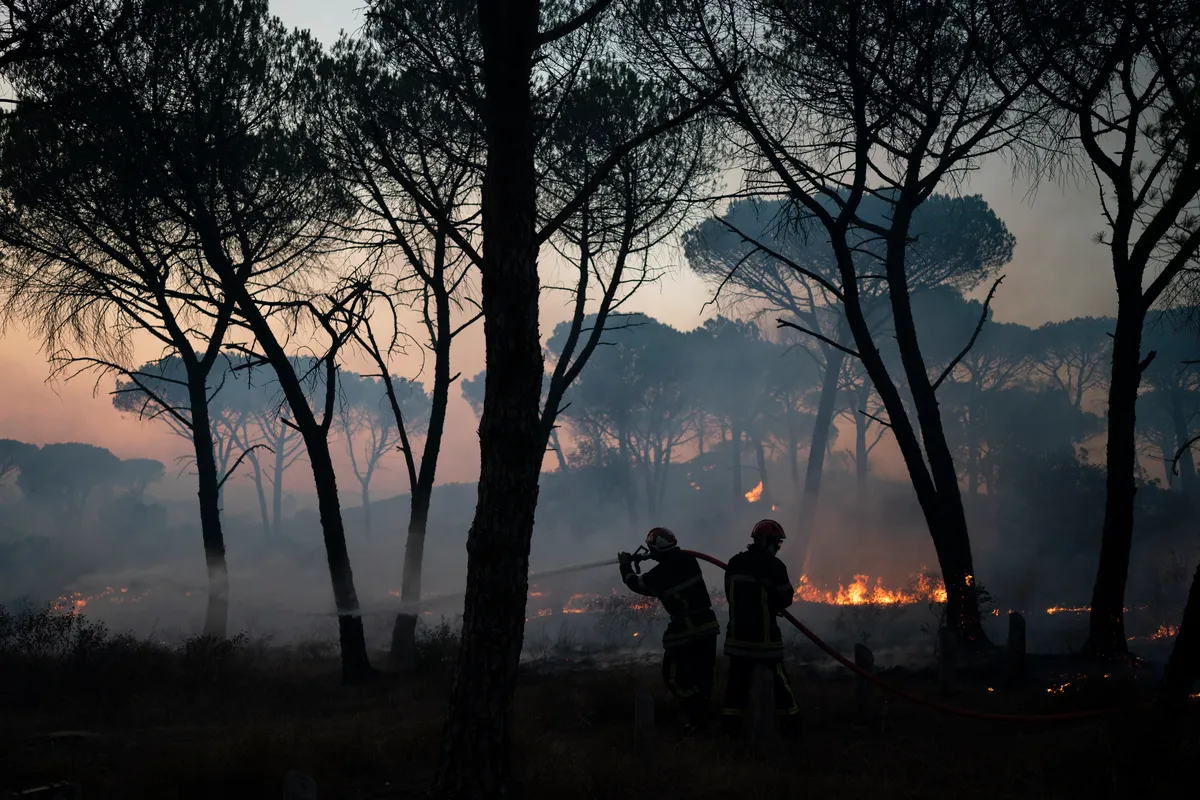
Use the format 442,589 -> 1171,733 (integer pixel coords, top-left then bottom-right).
620,550 -> 720,648
722,545 -> 794,659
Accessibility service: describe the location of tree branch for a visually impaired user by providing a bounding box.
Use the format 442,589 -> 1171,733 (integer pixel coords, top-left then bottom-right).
537,0 -> 616,46
536,64 -> 745,246
776,318 -> 860,358
932,275 -> 1004,391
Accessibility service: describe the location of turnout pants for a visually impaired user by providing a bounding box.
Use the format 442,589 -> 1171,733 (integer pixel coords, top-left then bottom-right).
721,656 -> 799,734
662,634 -> 718,725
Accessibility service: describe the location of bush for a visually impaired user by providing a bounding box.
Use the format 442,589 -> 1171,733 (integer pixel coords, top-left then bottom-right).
0,603 -> 259,709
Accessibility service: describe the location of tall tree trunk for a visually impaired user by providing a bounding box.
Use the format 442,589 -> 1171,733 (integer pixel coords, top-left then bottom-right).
432,1 -> 542,793
548,427 -> 569,472
1086,298 -> 1147,657
787,415 -> 801,496
1159,440 -> 1175,489
188,378 -> 229,639
883,215 -> 986,647
272,424 -> 286,536
302,430 -> 374,682
966,418 -> 980,498
1169,389 -> 1197,496
250,452 -> 270,537
1156,561 -> 1200,729
401,293 -> 452,605
754,436 -> 771,508
223,285 -> 373,682
619,429 -> 638,525
796,346 -> 845,551
361,480 -> 372,539
730,422 -> 743,504
854,410 -> 868,515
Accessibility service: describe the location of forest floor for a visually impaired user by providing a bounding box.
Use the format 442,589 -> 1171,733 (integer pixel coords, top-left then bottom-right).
0,607 -> 1196,799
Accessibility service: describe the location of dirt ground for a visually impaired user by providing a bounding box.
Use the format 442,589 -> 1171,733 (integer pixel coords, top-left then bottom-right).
1,621 -> 1196,800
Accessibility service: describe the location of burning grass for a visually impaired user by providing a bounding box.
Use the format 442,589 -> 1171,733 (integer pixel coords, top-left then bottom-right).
1,604 -> 1197,799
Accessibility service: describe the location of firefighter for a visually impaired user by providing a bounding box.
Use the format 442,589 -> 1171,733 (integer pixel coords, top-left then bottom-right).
618,527 -> 721,732
720,518 -> 800,737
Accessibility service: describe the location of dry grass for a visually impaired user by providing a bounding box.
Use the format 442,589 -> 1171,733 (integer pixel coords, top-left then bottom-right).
0,604 -> 1194,799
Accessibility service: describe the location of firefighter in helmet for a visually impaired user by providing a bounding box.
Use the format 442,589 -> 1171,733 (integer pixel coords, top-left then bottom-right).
720,518 -> 800,736
618,527 -> 721,731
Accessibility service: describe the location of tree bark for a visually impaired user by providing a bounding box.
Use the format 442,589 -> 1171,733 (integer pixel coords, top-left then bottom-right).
361,480 -> 372,539
1085,297 -> 1147,656
431,0 -> 542,793
188,376 -> 229,638
302,428 -> 374,683
881,209 -> 987,648
1155,561 -> 1200,729
796,346 -> 845,552
400,316 -> 449,604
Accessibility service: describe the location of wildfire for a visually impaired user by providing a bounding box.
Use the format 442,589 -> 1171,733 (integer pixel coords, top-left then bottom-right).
51,586 -> 145,614
1151,624 -> 1179,640
794,572 -> 947,606
1046,605 -> 1091,615
744,481 -> 764,503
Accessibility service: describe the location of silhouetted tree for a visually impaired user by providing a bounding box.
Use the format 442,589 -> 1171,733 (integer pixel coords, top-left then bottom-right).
320,10 -> 484,613
337,370 -> 431,538
0,438 -> 35,485
117,457 -> 165,501
416,0 -> 737,791
684,193 -> 1014,557
641,0 -> 1043,647
1138,314 -> 1200,496
13,442 -> 122,521
2,0 -> 372,677
110,357 -> 250,515
0,0 -> 128,77
1028,317 -> 1113,412
998,0 -> 1200,655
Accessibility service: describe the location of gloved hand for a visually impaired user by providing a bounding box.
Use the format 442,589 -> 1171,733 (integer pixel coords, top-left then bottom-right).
618,551 -> 633,571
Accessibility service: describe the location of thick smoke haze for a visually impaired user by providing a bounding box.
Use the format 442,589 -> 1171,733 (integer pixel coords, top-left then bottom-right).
0,0 -> 1177,664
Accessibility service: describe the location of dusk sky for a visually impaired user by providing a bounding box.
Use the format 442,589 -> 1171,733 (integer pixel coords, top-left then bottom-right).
0,0 -> 1122,507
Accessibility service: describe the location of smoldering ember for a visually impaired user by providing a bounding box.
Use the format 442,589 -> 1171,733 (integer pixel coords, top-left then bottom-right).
1,0 -> 1199,798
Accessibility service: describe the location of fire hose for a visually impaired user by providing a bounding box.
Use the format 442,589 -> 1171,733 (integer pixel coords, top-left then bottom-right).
362,547 -> 1184,722
679,551 -> 1173,724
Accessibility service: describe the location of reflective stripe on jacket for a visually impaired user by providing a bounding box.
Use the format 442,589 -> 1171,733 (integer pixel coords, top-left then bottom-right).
620,551 -> 720,648
722,545 -> 794,659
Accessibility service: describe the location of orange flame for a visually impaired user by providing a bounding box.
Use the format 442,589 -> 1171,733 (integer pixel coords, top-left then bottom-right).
794,572 -> 947,606
744,481 -> 763,503
51,586 -> 144,614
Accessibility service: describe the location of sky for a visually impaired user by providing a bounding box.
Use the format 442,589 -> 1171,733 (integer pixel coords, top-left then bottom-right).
0,0 -> 1122,510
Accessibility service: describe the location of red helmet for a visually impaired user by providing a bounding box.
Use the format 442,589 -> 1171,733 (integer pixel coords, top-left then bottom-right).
751,519 -> 786,541
645,527 -> 679,553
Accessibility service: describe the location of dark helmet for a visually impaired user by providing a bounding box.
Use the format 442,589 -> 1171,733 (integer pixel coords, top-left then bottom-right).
645,527 -> 680,554
750,519 -> 786,541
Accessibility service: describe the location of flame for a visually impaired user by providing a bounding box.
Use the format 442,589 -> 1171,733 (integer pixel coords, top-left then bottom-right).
1046,605 -> 1091,615
794,572 -> 947,606
1151,624 -> 1178,640
744,481 -> 764,503
51,586 -> 145,614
